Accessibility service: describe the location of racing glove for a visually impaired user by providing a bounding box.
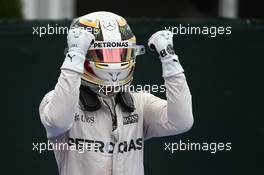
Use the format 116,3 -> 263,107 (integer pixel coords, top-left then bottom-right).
61,28 -> 95,73
148,30 -> 184,77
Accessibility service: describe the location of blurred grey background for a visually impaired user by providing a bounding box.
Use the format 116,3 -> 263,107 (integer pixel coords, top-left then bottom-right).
0,0 -> 264,19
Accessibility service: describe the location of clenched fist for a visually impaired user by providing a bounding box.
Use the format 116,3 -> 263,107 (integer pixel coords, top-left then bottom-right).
61,28 -> 95,74
148,30 -> 176,59
67,28 -> 95,56
148,30 -> 183,77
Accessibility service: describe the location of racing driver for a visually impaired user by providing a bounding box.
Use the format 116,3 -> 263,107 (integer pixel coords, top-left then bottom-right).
39,11 -> 193,175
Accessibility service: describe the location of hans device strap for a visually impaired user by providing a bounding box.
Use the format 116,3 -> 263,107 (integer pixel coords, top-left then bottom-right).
79,86 -> 135,112
115,91 -> 135,112
79,86 -> 101,111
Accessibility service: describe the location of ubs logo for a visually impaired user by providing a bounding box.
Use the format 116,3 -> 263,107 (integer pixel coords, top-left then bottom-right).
74,113 -> 95,124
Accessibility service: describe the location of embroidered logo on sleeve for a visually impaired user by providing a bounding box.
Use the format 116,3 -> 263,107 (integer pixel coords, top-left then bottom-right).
123,114 -> 139,125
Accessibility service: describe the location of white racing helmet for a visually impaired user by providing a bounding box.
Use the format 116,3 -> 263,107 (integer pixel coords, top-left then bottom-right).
70,11 -> 145,91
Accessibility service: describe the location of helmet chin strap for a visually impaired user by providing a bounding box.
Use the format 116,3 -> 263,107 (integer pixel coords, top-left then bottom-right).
81,79 -> 119,97
81,79 -> 132,97
79,83 -> 135,112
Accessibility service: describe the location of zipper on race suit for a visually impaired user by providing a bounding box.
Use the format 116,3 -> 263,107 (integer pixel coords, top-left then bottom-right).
103,99 -> 118,131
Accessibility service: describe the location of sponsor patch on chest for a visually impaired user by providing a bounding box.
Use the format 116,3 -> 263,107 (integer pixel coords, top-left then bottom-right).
74,113 -> 95,124
123,114 -> 139,125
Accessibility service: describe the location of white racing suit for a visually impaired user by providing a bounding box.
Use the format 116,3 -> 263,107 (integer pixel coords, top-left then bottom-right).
39,67 -> 193,175
40,25 -> 194,175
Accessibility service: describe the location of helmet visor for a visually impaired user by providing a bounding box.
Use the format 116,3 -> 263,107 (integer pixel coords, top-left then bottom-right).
86,45 -> 145,63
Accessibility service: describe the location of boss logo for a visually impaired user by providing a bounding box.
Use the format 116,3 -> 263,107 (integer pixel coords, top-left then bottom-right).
123,114 -> 139,125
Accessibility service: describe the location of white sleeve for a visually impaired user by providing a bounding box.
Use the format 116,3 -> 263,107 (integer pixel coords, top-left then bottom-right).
39,69 -> 82,138
143,73 -> 193,140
